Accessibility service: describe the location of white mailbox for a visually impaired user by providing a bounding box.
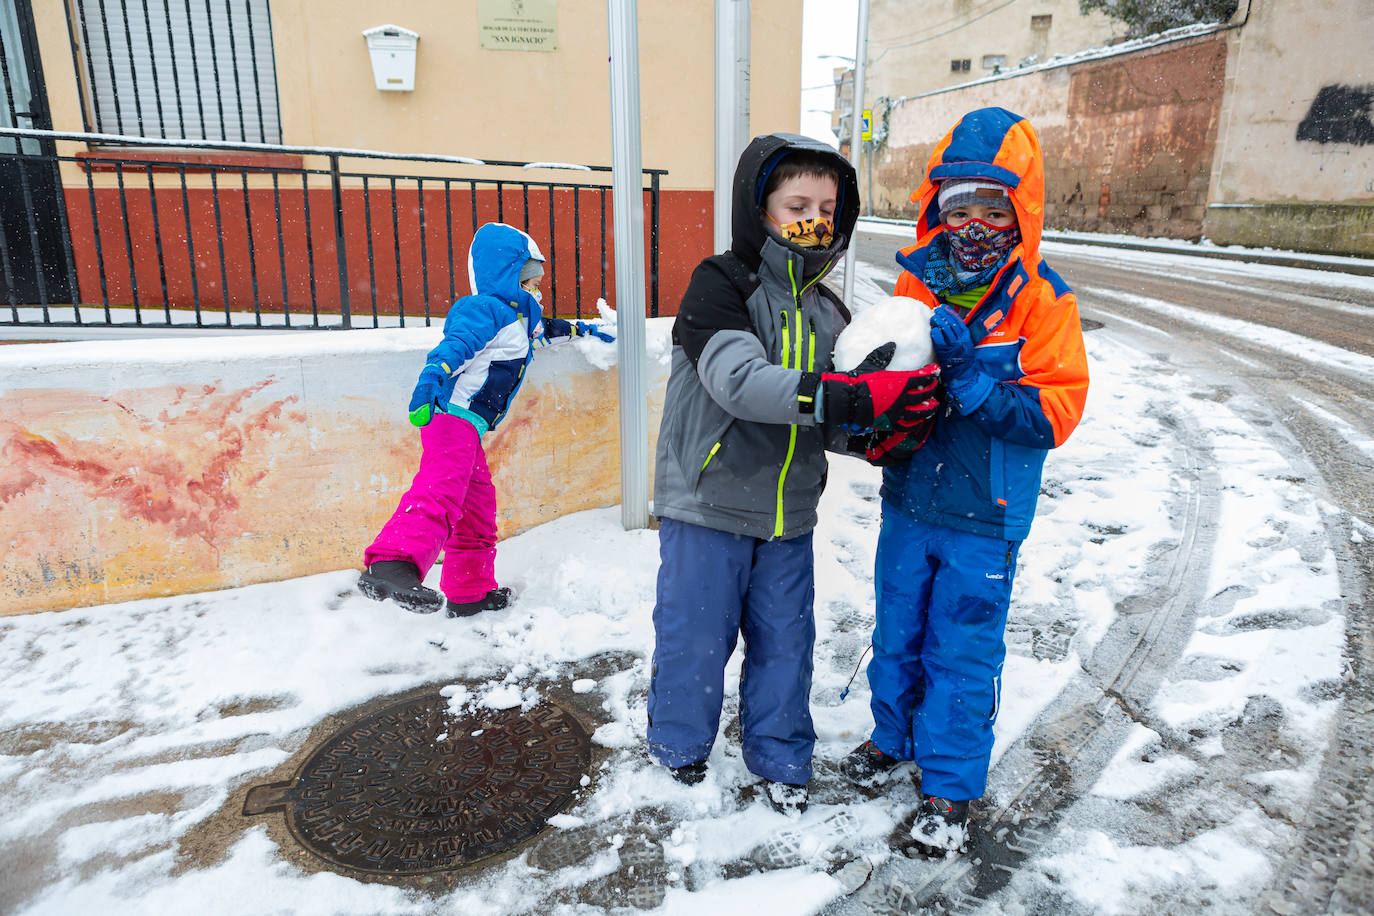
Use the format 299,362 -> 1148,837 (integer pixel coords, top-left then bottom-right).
362,25 -> 419,92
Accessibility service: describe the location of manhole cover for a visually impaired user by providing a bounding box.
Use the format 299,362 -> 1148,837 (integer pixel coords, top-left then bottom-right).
242,694 -> 591,875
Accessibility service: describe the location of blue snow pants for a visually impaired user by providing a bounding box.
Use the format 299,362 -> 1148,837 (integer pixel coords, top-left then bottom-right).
868,506 -> 1021,801
646,517 -> 817,785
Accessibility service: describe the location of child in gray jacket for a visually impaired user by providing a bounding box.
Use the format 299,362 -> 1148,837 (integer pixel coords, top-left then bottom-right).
648,133 -> 940,814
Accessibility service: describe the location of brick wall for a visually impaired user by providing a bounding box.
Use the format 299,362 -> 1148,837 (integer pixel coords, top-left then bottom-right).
871,31 -> 1229,241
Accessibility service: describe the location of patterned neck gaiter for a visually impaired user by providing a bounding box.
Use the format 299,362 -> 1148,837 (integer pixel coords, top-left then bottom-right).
767,214 -> 835,249
946,218 -> 1020,273
923,232 -> 1006,297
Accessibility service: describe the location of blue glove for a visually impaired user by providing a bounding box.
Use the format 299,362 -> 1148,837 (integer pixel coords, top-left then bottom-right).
575,320 -> 615,343
929,307 -> 993,414
408,364 -> 445,427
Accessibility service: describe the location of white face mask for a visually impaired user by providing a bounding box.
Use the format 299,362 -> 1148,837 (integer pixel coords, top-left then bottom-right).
527,287 -> 543,304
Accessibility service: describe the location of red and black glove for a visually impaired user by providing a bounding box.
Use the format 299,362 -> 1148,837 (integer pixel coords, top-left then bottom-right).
810,343 -> 942,431
855,419 -> 936,467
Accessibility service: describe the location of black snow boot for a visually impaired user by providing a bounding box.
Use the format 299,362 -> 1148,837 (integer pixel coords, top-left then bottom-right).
762,781 -> 809,816
668,760 -> 708,785
909,794 -> 970,856
838,739 -> 905,787
445,586 -> 513,618
357,560 -> 443,613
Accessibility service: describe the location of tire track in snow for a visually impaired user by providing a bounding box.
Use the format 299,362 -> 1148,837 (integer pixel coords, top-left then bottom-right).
828,370 -> 1220,914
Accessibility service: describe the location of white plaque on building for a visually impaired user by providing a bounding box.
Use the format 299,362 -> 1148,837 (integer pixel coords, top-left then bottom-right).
478,0 -> 558,52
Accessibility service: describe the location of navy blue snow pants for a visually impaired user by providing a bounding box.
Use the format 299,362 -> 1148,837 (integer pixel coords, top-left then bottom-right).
647,517 -> 817,785
868,506 -> 1021,801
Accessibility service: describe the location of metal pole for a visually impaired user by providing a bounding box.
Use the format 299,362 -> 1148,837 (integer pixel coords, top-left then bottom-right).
607,0 -> 650,531
842,0 -> 870,306
714,0 -> 750,254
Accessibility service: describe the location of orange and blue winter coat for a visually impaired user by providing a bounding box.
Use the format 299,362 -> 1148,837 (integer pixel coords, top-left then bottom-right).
883,107 -> 1089,541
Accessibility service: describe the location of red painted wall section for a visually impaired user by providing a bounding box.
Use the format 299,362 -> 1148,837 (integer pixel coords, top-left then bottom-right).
62,185 -> 711,320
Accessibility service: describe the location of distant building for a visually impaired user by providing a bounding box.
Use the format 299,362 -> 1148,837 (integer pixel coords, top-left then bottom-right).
833,0 -> 1127,141
858,0 -> 1374,257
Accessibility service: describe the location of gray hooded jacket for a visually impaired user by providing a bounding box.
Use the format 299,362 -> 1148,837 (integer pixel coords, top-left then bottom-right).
653,133 -> 861,540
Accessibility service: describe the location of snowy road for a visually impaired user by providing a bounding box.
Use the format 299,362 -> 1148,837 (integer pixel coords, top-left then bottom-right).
839,223 -> 1374,913
1051,239 -> 1374,916
1,232 -> 1371,914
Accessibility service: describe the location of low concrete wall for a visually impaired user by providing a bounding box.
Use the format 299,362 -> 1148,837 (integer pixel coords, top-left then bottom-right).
1204,203 -> 1374,259
0,326 -> 671,615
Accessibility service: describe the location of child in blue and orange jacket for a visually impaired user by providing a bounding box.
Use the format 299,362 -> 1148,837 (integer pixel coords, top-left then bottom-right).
358,221 -> 612,618
838,108 -> 1089,854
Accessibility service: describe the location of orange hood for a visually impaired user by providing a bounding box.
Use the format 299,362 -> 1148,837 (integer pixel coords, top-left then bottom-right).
909,107 -> 1046,267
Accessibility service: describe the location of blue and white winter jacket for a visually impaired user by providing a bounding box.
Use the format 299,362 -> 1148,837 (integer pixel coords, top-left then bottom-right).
415,222 -> 563,435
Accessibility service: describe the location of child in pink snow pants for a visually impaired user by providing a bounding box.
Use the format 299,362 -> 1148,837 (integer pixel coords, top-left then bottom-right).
358,221 -> 614,618
364,413 -> 499,613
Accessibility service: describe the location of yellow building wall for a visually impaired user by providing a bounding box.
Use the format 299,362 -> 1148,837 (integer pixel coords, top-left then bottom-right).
32,0 -> 804,192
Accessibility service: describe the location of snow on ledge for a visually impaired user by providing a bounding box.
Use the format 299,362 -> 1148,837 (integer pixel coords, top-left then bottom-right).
890,21 -> 1233,108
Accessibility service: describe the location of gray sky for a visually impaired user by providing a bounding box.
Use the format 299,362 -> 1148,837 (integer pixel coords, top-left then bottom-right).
800,0 -> 859,145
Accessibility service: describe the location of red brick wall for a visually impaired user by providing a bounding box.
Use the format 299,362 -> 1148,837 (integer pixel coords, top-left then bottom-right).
873,32 -> 1228,240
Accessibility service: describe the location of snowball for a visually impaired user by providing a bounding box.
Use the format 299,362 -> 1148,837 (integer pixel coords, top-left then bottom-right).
479,684 -> 524,710
832,296 -> 935,371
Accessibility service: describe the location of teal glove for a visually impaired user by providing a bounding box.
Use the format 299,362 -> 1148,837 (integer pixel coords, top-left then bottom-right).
408,365 -> 445,427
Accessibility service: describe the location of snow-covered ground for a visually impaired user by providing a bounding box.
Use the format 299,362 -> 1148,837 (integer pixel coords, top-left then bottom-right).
0,251 -> 1357,915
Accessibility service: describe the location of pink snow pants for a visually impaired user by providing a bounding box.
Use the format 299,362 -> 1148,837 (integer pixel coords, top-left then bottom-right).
364,413 -> 498,603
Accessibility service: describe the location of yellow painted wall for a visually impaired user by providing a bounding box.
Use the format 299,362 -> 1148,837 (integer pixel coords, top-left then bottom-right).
32,1 -> 804,191
0,326 -> 672,616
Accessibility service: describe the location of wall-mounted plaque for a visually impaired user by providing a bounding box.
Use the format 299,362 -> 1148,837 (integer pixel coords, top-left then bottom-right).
478,0 -> 558,52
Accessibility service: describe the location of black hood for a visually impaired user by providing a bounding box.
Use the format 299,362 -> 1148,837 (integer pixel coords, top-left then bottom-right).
729,132 -> 860,273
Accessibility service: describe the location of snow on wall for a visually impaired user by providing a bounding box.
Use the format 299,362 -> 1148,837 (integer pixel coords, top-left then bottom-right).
0,325 -> 672,615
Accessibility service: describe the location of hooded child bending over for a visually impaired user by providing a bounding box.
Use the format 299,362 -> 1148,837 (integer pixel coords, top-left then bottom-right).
359,221 -> 612,618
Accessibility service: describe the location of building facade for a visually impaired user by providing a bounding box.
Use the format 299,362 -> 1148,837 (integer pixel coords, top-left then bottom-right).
2,0 -> 803,318
865,0 -> 1126,100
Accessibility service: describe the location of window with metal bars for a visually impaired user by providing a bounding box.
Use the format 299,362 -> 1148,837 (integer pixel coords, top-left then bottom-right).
71,0 -> 282,143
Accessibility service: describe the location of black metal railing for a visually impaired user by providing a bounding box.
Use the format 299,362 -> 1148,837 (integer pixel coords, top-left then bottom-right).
0,127 -> 664,329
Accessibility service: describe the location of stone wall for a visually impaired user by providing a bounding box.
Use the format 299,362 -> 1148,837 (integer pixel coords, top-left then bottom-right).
0,327 -> 670,615
866,1 -> 1374,257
